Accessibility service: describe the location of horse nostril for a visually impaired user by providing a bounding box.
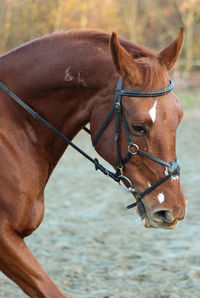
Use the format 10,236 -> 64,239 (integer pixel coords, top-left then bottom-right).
152,210 -> 174,224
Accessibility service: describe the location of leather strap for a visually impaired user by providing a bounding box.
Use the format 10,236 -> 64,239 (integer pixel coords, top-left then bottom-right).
137,150 -> 171,167
0,81 -> 121,183
116,80 -> 175,97
93,78 -> 123,147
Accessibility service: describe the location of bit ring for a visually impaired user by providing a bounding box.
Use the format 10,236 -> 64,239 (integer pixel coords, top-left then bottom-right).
118,175 -> 136,193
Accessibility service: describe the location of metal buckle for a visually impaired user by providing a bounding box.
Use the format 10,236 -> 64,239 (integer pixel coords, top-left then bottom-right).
128,144 -> 139,155
118,175 -> 137,194
117,165 -> 124,176
115,102 -> 121,112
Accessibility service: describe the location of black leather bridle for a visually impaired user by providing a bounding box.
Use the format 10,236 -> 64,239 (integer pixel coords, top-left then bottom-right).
0,78 -> 180,209
93,77 -> 180,208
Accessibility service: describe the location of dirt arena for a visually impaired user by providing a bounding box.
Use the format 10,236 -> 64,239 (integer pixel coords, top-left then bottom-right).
0,112 -> 199,298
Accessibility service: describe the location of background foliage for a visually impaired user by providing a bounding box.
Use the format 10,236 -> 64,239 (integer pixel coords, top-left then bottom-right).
0,0 -> 200,72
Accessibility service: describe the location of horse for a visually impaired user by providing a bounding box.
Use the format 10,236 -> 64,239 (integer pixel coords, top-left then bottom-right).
0,27 -> 185,297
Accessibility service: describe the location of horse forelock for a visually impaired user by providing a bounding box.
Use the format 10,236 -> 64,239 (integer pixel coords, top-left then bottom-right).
134,56 -> 167,90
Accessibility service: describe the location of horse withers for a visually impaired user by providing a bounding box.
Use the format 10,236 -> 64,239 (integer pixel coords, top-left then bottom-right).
0,28 -> 185,297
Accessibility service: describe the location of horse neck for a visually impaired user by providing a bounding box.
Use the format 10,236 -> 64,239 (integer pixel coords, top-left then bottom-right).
0,32 -> 115,171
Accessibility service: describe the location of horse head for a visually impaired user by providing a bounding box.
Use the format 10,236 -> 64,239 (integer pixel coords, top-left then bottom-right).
91,28 -> 185,229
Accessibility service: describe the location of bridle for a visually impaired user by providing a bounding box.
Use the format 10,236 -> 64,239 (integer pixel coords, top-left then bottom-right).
93,77 -> 180,208
0,78 -> 180,209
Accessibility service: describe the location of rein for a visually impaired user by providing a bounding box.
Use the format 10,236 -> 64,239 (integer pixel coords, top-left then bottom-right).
0,81 -> 120,183
0,78 -> 180,209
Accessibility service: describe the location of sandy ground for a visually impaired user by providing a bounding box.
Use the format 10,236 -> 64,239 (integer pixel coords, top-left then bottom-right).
0,112 -> 200,298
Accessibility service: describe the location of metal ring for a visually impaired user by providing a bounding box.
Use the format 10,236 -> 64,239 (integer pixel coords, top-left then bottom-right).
118,175 -> 136,193
128,144 -> 139,155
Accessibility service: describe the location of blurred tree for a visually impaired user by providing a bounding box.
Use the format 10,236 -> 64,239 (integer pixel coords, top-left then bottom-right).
174,0 -> 200,72
53,0 -> 119,32
0,0 -> 199,73
116,0 -> 143,43
0,0 -> 12,54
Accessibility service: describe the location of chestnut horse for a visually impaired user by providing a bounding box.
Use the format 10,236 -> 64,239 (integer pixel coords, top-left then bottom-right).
0,28 -> 185,297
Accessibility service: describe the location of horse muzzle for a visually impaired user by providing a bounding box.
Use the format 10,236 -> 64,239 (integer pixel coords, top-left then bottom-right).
137,198 -> 185,229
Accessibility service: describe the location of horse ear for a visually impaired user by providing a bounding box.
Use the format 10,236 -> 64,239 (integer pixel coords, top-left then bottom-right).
110,32 -> 134,76
159,27 -> 184,70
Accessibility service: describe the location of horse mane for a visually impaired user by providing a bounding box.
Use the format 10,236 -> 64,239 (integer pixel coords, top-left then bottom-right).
66,29 -> 165,90
1,29 -> 166,90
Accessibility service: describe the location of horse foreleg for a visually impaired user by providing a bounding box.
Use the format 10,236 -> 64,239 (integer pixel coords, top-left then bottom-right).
0,217 -> 68,298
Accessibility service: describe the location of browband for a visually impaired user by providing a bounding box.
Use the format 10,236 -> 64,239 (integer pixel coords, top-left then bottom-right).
115,79 -> 175,97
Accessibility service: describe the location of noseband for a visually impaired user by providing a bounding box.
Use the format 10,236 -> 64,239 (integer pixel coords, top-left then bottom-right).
0,78 -> 180,209
93,78 -> 180,208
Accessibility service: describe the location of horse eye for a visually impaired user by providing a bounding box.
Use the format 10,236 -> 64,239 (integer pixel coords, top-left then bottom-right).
131,124 -> 148,135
